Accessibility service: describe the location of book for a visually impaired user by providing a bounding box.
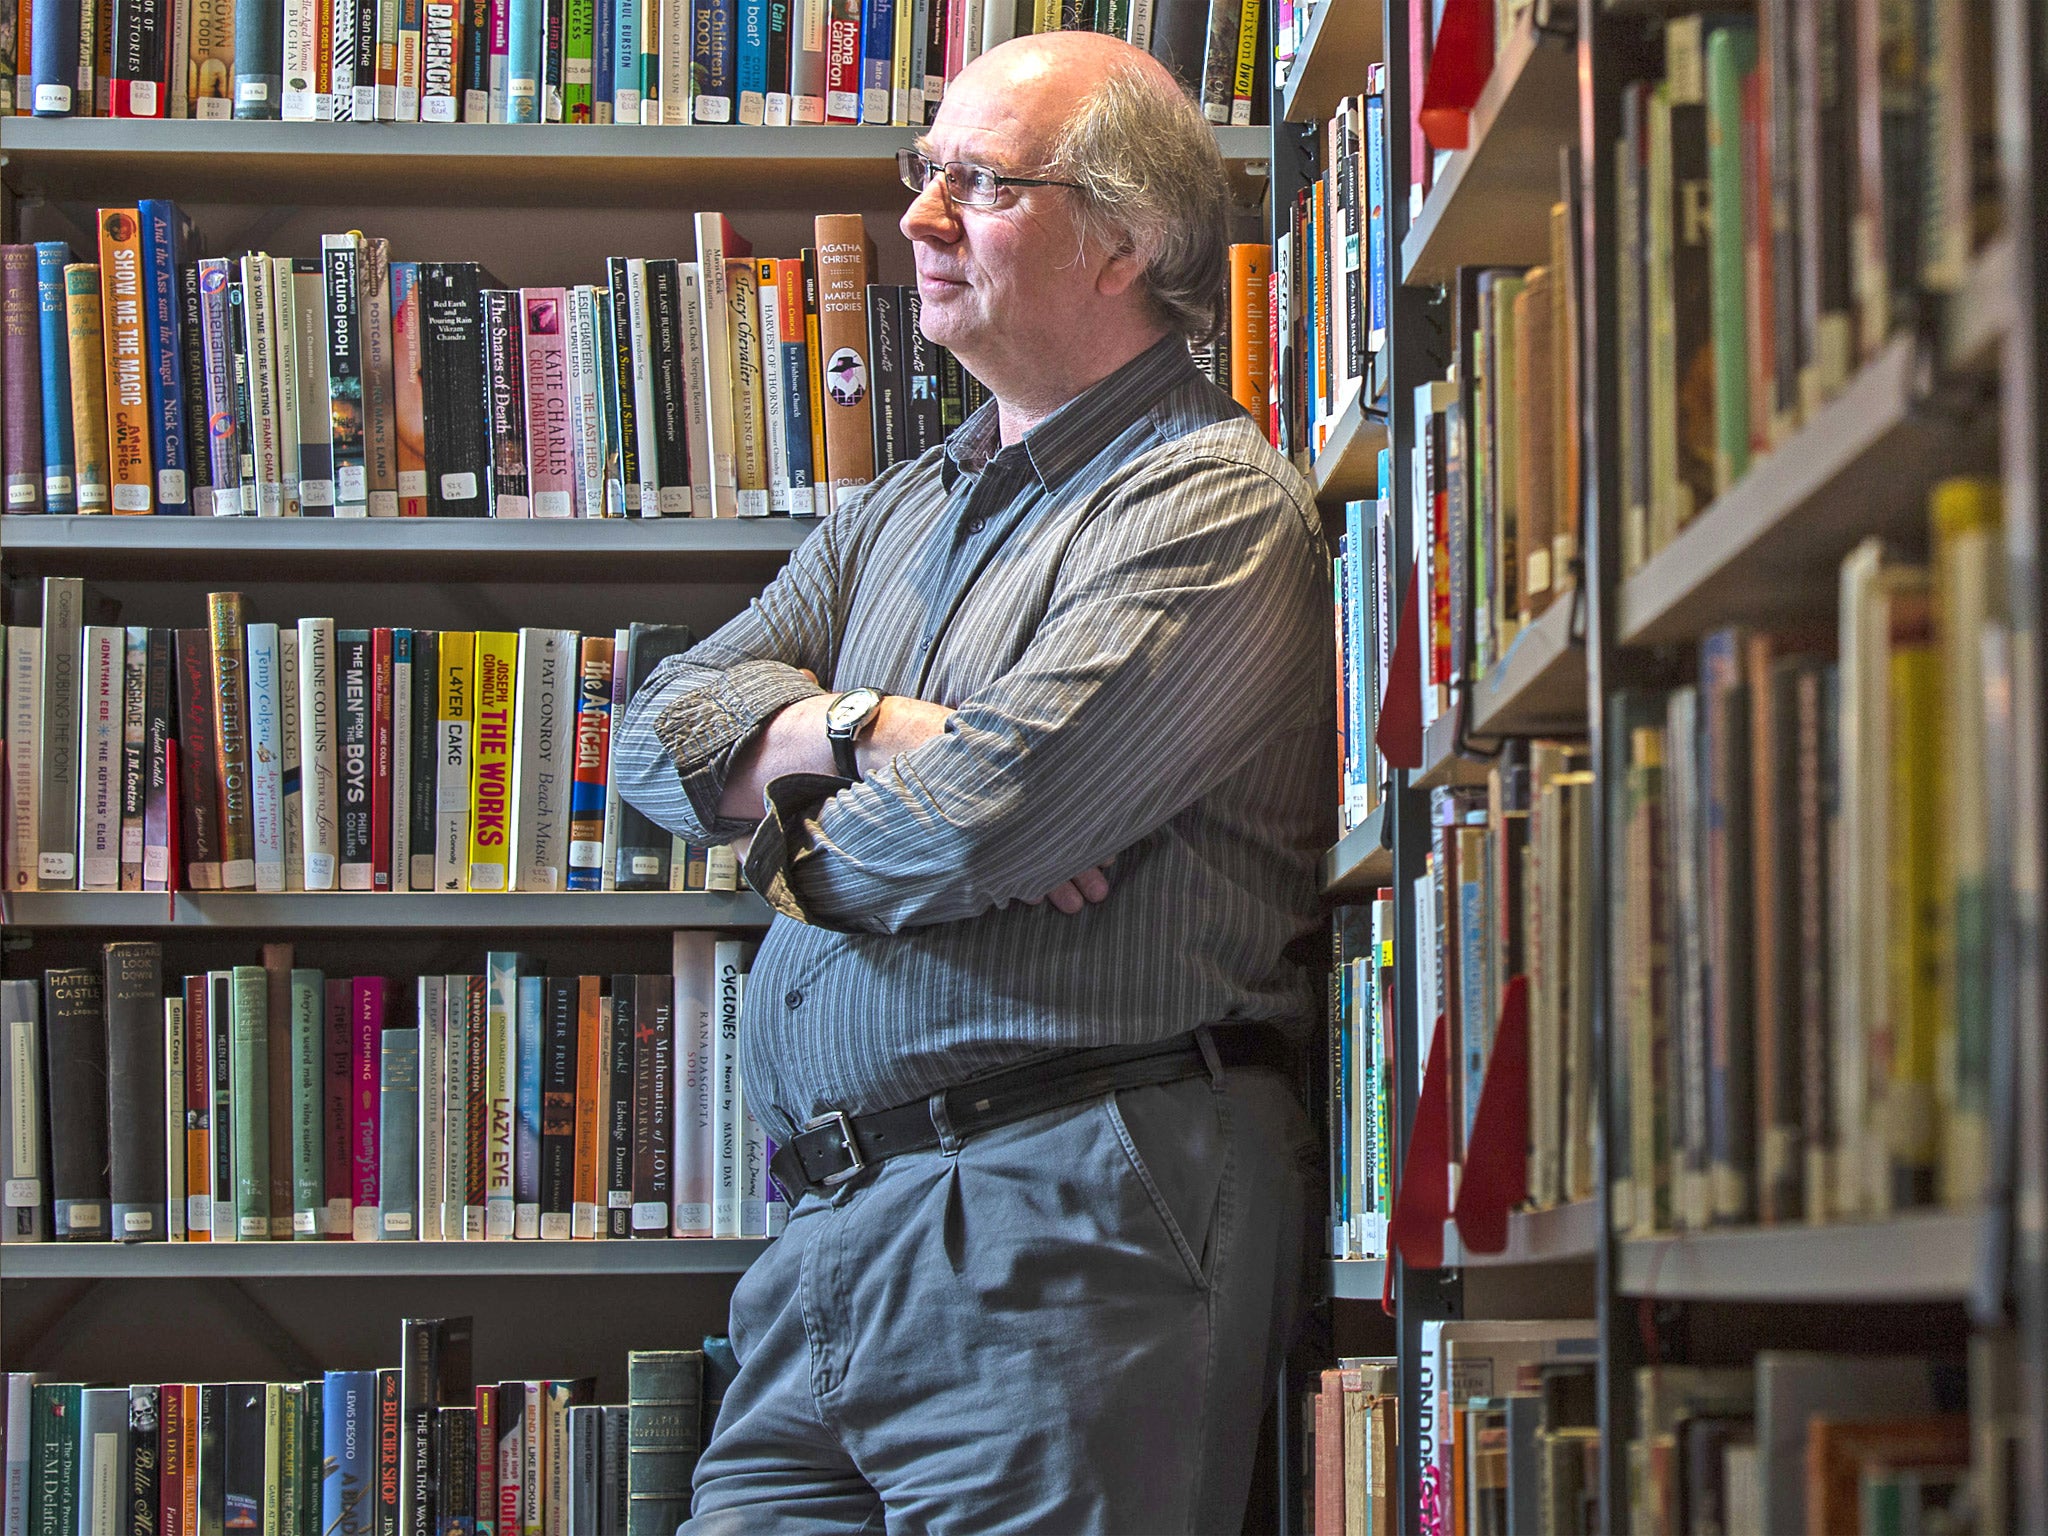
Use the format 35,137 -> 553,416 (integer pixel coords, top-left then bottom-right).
811,214 -> 874,511
467,631 -> 516,892
43,966 -> 109,1239
624,1352 -> 699,1536
508,628 -> 576,893
1,981 -> 46,1242
103,940 -> 165,1241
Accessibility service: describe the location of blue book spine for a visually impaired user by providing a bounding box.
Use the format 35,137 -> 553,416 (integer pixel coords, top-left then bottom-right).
565,661 -> 609,892
781,330 -> 812,509
321,1374 -> 377,1536
609,0 -> 638,120
34,243 -> 76,512
27,0 -> 81,113
691,0 -> 734,121
378,1026 -> 420,1239
591,0 -> 613,118
514,974 -> 542,1235
857,0 -> 889,123
1366,92 -> 1387,355
137,201 -> 192,514
735,0 -> 765,122
1345,498 -> 1368,810
507,0 -> 542,120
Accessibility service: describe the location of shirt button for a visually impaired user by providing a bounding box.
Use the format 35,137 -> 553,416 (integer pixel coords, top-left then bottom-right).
785,989 -> 804,1009
967,517 -> 985,534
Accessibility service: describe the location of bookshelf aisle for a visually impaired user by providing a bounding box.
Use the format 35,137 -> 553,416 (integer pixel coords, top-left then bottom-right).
1291,0 -> 2048,1520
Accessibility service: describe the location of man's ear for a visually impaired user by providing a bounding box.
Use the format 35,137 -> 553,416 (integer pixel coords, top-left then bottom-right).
1095,240 -> 1151,300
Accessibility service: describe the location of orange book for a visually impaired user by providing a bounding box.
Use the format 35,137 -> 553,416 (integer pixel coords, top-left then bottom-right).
1226,243 -> 1271,418
95,209 -> 155,514
1805,1416 -> 1969,1536
812,213 -> 876,511
1313,1370 -> 1344,1536
570,974 -> 604,1238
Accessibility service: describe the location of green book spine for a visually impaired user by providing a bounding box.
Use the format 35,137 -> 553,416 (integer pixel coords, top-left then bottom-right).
562,0 -> 593,119
230,964 -> 272,1241
624,1352 -> 700,1536
29,1383 -> 80,1536
289,969 -> 326,1239
1705,22 -> 1756,497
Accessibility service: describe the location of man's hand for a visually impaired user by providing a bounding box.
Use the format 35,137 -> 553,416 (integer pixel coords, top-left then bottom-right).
1024,860 -> 1114,915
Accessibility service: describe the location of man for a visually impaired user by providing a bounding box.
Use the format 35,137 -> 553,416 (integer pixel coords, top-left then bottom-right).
614,31 -> 1333,1533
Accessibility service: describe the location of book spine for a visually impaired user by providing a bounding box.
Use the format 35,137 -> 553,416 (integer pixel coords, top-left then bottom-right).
226,278 -> 260,516
436,632 -> 474,891
484,953 -> 528,1238
323,236 -> 367,515
350,977 -> 385,1240
141,633 -> 174,893
596,625 -> 629,890
282,0 -> 317,112
689,0 -> 730,119
207,591 -> 256,890
370,627 -> 394,892
129,208 -> 185,512
560,0 -> 589,116
774,259 -> 814,514
856,0 -> 885,120
602,260 -> 642,515
420,263 -> 489,517
395,0 -> 421,115
227,965 -> 271,1240
117,626 -> 147,890
641,262 -> 691,517
811,214 -> 873,509
289,969 -> 324,1237
236,253 -> 283,514
822,0 -> 854,119
295,617 -> 339,890
195,259 -> 245,512
377,1026 -> 418,1238
44,967 -> 109,1237
571,979 -> 602,1239
482,290 -> 529,517
103,941 -> 166,1241
406,630 -> 438,890
537,977 -> 575,1239
0,982 -> 46,1242
514,975 -> 541,1237
710,943 -> 742,1236
36,578 -> 82,893
422,0 -> 456,113
171,261 -> 212,518
464,975 -> 487,1235
245,623 -> 285,892
863,282 -> 900,478
622,259 -> 660,518
279,627 -> 305,890
467,631 -> 515,893
4,629 -> 39,898
323,980 -> 352,1235
78,624 -> 123,892
357,240 -> 400,516
34,246 -> 75,515
415,978 -> 444,1239
64,263 -> 112,514
442,973 -> 471,1239
458,0 -> 485,113
727,260 -> 769,516
604,0 -> 634,120
1706,23 -> 1755,498
624,1354 -> 698,1534
632,975 -> 673,1235
670,933 -> 712,1236
788,0 -> 822,118
228,0 -> 279,111
173,628 -> 222,889
338,628 -> 373,890
391,628 -> 413,887
268,256 -> 303,514
565,637 -> 612,893
566,286 -> 605,518
520,289 -> 574,518
676,262 -> 713,516
391,262 -> 429,516
505,0 -> 537,117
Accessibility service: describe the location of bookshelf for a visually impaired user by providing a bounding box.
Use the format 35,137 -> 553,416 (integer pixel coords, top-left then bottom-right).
1615,1213 -> 1991,1305
1325,1257 -> 1390,1301
1439,1201 -> 1598,1271
1466,595 -> 1586,738
1279,0 -> 1386,126
1309,393 -> 1391,502
1,1237 -> 770,1277
1321,803 -> 1392,897
3,891 -> 775,929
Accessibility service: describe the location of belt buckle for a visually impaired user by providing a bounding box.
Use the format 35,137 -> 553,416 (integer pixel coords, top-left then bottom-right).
803,1109 -> 866,1188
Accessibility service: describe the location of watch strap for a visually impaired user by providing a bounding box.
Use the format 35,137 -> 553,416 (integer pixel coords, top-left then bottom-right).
831,729 -> 861,781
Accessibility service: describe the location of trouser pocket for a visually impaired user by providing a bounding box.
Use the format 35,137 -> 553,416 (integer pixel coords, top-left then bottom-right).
1102,1076 -> 1230,1292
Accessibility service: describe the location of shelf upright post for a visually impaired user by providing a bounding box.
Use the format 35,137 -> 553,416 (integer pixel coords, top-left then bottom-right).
1996,0 -> 2048,1512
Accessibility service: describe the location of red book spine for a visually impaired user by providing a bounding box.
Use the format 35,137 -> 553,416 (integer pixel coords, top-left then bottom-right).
823,0 -> 859,122
324,978 -> 353,1237
371,627 -> 394,892
377,1370 -> 402,1534
352,975 -> 387,1237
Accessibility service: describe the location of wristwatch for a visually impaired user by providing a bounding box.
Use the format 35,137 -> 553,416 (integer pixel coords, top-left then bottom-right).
824,688 -> 886,780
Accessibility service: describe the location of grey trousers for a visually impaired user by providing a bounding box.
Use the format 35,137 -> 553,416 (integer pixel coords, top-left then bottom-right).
684,1063 -> 1316,1536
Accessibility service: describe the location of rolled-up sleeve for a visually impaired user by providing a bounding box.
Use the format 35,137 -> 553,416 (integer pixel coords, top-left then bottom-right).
741,453 -> 1327,933
612,509 -> 852,843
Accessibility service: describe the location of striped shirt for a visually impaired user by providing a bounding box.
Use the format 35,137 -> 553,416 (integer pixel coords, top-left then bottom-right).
614,333 -> 1336,1141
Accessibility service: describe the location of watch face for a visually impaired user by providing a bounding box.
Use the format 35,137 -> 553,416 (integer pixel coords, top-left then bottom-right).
827,688 -> 881,732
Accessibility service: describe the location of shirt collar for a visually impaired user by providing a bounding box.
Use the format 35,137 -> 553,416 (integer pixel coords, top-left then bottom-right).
940,333 -> 1200,494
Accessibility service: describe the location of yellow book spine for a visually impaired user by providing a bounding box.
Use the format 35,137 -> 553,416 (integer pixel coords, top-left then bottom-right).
96,211 -> 155,513
65,265 -> 112,514
1886,591 -> 1943,1209
467,630 -> 516,892
727,257 -> 769,516
436,631 -> 475,891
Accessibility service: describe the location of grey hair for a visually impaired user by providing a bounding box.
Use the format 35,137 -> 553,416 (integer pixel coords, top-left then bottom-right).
1043,61 -> 1231,343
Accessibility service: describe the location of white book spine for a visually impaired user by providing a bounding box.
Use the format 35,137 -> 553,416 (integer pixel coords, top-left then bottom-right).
2,979 -> 46,1241
702,843 -> 738,891
117,630 -> 145,891
270,257 -> 303,514
38,577 -> 83,890
710,940 -> 745,1237
661,0 -> 691,121
677,264 -> 714,519
436,647 -> 472,893
757,277 -> 791,513
239,255 -> 286,516
565,289 -> 600,518
278,628 -> 304,891
624,261 -> 662,520
958,0 -> 983,69
596,626 -> 630,890
281,0 -> 318,116
296,618 -> 340,890
422,0 -> 459,118
739,1072 -> 767,1238
391,637 -> 413,889
509,629 -> 573,892
417,976 -> 445,1243
442,973 -> 469,1241
5,629 -> 40,895
671,931 -> 716,1236
692,223 -> 741,517
163,997 -> 186,1241
485,954 -> 521,1238
246,623 -> 287,892
78,626 -> 124,892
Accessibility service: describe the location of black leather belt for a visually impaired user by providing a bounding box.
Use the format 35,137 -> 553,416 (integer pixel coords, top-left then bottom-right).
769,1023 -> 1297,1201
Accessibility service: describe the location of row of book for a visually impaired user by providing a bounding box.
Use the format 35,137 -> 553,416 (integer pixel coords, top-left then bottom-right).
0,934 -> 778,1244
1327,897 -> 1389,1261
4,1326 -> 732,1536
9,580 -> 739,896
1610,478 -> 2005,1235
1614,4 -> 1998,575
1332,472 -> 1389,833
5,0 -> 1264,126
1274,76 -> 1391,476
0,207 -> 951,522
1303,1356 -> 1395,1536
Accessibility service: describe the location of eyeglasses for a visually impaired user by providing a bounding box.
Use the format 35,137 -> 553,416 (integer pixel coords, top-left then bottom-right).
897,148 -> 1083,207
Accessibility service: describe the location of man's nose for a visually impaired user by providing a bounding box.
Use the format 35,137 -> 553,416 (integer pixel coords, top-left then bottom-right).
900,177 -> 962,243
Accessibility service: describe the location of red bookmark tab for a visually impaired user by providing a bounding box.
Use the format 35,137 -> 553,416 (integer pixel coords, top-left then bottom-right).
1376,563 -> 1426,770
1417,0 -> 1495,151
1389,1013 -> 1454,1270
1451,975 -> 1531,1254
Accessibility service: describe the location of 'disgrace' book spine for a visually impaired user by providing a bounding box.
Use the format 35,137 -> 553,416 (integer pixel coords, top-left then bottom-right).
358,238 -> 401,516
420,263 -> 489,517
1,246 -> 45,514
602,260 -> 642,515
519,288 -> 573,517
390,261 -> 428,517
196,258 -> 246,513
289,968 -> 324,1238
231,0 -> 280,113
565,636 -> 612,893
1,979 -> 47,1241
36,244 -> 77,513
104,938 -> 166,1241
207,590 -> 257,890
642,261 -> 691,517
174,627 -> 223,888
142,626 -> 174,889
408,628 -> 439,890
482,289 -> 529,516
337,628 -> 373,890
296,616 -> 340,891
43,965 -> 110,1240
64,263 -> 114,515
323,236 -> 367,515
137,202 -> 190,513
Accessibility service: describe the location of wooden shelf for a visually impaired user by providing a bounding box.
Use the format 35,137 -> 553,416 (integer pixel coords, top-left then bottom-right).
0,1236 -> 769,1278
1467,595 -> 1586,737
1617,1209 -> 1989,1302
1326,1257 -> 1389,1301
1323,803 -> 1392,898
1617,238 -> 2012,649
0,511 -> 813,581
4,891 -> 774,929
1310,393 -> 1391,504
0,118 -> 1274,210
1441,1200 -> 1598,1268
1399,16 -> 1579,287
1280,0 -> 1386,124
1411,707 -> 1490,790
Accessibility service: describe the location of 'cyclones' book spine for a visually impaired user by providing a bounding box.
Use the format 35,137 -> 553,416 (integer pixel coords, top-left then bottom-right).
174,627 -> 223,888
2,247 -> 46,515
323,236 -> 367,515
104,939 -> 167,1240
142,625 -> 174,890
207,590 -> 256,890
710,944 -> 740,1235
482,289 -> 529,516
337,628 -> 373,890
419,262 -> 490,517
520,288 -> 573,517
